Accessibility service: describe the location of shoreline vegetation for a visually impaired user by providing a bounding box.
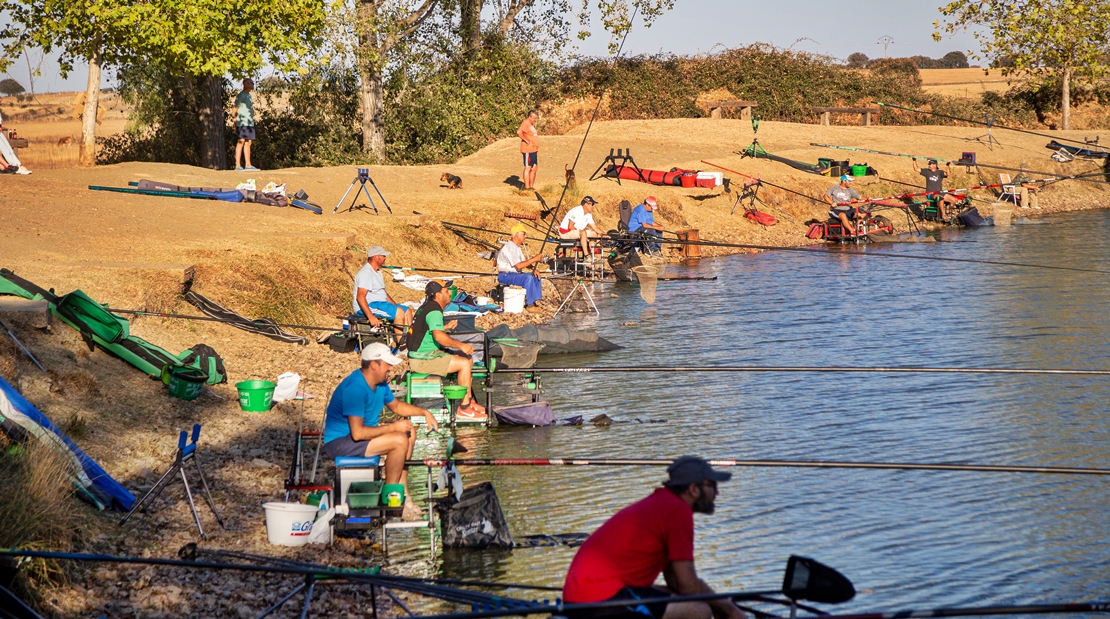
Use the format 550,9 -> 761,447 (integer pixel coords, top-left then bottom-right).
2,48 -> 1110,616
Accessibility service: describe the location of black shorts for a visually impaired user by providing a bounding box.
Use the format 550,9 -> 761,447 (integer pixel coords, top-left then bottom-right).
324,435 -> 370,458
565,587 -> 671,619
237,125 -> 256,141
522,152 -> 538,167
829,207 -> 858,220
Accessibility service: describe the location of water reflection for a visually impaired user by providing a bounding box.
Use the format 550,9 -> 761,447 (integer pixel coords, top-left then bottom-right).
390,211 -> 1110,613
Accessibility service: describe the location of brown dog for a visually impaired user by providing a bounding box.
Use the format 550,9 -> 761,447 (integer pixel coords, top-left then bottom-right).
441,172 -> 462,189
565,164 -> 576,189
57,136 -> 74,146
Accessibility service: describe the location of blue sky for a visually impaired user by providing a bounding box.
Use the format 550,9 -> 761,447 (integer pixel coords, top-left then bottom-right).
2,0 -> 981,94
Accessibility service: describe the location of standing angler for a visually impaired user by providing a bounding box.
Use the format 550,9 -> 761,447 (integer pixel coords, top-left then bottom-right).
518,110 -> 540,190
234,78 -> 258,171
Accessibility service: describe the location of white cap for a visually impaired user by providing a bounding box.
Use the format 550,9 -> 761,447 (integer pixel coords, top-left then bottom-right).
366,245 -> 390,257
361,342 -> 402,365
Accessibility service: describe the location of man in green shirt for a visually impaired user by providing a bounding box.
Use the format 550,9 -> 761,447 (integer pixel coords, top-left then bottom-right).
234,78 -> 258,171
408,280 -> 487,420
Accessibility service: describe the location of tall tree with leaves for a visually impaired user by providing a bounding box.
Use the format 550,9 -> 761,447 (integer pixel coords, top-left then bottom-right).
0,0 -> 160,165
936,0 -> 1110,130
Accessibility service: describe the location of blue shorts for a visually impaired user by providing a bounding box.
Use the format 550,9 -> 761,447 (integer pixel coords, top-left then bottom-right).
237,125 -> 256,141
356,301 -> 403,320
324,435 -> 370,459
829,206 -> 858,220
522,152 -> 538,167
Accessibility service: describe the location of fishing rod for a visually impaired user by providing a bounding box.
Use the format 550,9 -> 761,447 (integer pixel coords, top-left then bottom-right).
0,317 -> 45,372
106,309 -> 339,332
972,162 -> 1110,185
633,236 -> 1110,275
701,160 -> 826,204
814,601 -> 1110,619
833,184 -> 1002,207
874,102 -> 1101,148
411,457 -> 1110,477
540,6 -> 640,254
384,265 -> 497,278
811,143 -> 952,162
497,364 -> 1110,376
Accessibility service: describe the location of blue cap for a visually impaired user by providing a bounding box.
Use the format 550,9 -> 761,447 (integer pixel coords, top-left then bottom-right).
840,174 -> 854,182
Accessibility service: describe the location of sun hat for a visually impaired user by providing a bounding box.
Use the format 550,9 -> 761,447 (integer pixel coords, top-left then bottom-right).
840,174 -> 854,182
366,245 -> 390,257
666,456 -> 732,486
361,342 -> 402,365
510,224 -> 528,235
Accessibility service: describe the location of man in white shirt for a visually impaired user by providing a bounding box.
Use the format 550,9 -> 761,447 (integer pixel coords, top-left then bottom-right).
352,245 -> 413,340
497,224 -> 545,313
558,196 -> 605,260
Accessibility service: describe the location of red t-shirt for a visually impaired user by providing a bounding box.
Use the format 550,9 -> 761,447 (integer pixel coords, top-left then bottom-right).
563,488 -> 695,602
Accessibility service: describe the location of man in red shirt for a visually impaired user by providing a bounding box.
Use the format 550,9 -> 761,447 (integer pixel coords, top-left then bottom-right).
563,457 -> 747,619
517,110 -> 540,190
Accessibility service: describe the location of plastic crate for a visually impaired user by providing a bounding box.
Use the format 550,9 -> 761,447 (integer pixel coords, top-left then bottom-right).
409,376 -> 442,399
348,481 -> 383,508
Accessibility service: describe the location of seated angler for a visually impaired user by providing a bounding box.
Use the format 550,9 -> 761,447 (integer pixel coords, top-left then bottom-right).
353,245 -> 413,342
628,195 -> 666,253
323,343 -> 439,518
824,174 -> 864,235
408,280 -> 488,420
559,196 -> 606,261
497,224 -> 546,314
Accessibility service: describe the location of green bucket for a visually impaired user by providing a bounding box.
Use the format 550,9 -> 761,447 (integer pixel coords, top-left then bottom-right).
442,385 -> 468,401
162,365 -> 207,401
236,380 -> 276,412
381,483 -> 405,508
851,164 -> 868,177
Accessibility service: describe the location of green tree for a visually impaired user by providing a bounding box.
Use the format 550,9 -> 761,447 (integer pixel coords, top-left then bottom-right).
936,0 -> 1110,129
0,77 -> 25,96
846,52 -> 869,68
2,0 -> 324,168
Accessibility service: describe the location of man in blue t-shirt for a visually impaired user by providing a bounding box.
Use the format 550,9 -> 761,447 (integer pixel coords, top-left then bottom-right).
627,196 -> 666,252
323,343 -> 439,496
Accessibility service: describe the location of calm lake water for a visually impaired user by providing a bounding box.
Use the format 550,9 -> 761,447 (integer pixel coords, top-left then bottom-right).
395,209 -> 1110,614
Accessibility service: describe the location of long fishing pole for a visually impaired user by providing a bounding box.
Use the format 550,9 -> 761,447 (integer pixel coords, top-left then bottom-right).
384,264 -> 496,278
973,162 -> 1109,185
410,457 -> 1110,477
874,102 -> 1100,148
0,317 -> 45,371
540,6 -> 640,254
639,236 -> 1110,275
833,184 -> 1002,207
815,601 -> 1110,619
106,309 -> 339,332
810,143 -> 952,162
701,160 -> 826,204
497,364 -> 1110,376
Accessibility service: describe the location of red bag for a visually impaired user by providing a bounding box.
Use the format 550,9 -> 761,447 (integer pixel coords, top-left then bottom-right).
805,222 -> 826,239
745,209 -> 778,226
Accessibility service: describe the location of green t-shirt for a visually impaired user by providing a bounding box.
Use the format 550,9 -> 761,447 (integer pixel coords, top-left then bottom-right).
235,91 -> 254,127
411,307 -> 445,359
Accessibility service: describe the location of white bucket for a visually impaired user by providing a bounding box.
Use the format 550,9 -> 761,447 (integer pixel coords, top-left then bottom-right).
503,286 -> 526,314
263,502 -> 319,546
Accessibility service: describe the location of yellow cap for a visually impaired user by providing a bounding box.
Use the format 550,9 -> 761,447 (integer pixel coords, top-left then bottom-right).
510,224 -> 528,235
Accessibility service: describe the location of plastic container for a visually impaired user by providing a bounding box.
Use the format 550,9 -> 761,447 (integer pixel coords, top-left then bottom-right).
679,173 -> 697,188
503,286 -> 526,314
442,385 -> 469,401
381,483 -> 405,508
162,365 -> 207,401
851,164 -> 868,177
236,380 -> 277,412
347,481 -> 383,508
818,157 -> 833,169
263,502 -> 319,546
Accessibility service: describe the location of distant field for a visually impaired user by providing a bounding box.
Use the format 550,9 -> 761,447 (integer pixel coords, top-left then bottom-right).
919,68 -> 1024,99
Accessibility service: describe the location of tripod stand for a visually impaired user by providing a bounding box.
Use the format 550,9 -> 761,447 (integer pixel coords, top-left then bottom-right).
971,115 -> 1003,151
553,278 -> 599,317
333,168 -> 393,214
588,148 -> 645,184
740,116 -> 768,159
119,424 -> 224,540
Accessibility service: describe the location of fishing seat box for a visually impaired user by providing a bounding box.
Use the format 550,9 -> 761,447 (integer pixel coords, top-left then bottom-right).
332,456 -> 402,531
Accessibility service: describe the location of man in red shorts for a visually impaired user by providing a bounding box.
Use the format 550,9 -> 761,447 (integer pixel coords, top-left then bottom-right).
563,456 -> 747,619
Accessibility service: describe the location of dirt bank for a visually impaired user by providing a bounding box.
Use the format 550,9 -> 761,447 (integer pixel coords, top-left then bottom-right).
1,117 -> 1109,617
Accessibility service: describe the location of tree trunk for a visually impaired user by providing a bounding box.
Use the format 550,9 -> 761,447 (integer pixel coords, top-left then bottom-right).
357,0 -> 386,160
79,40 -> 103,167
1061,67 -> 1072,131
460,0 -> 482,57
194,75 -> 227,170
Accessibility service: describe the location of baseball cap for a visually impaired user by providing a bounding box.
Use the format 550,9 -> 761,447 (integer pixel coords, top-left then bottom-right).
361,342 -> 402,365
425,279 -> 454,296
927,158 -> 938,165
581,196 -> 596,205
840,174 -> 854,182
1020,162 -> 1031,168
510,223 -> 528,235
366,245 -> 390,257
665,456 -> 732,486
645,196 -> 657,206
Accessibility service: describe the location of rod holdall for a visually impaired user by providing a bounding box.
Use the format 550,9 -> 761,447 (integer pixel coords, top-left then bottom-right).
176,344 -> 227,385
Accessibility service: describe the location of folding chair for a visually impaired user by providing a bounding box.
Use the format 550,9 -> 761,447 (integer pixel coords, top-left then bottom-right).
999,174 -> 1020,205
